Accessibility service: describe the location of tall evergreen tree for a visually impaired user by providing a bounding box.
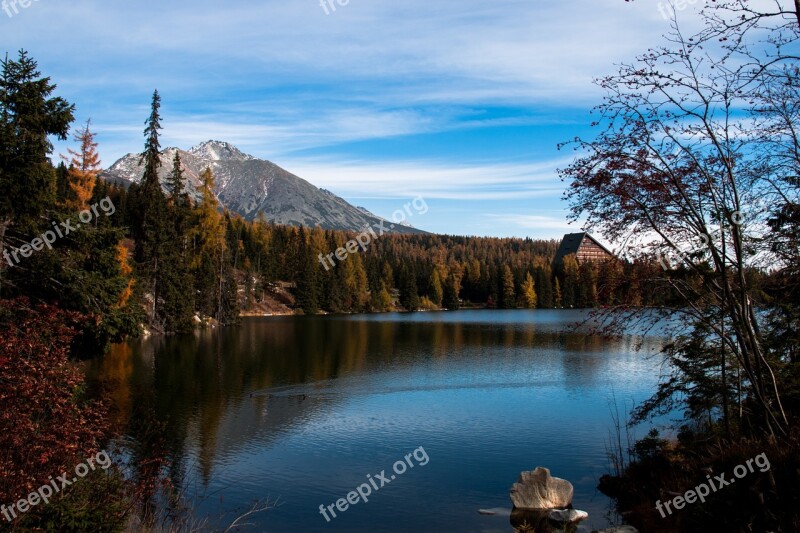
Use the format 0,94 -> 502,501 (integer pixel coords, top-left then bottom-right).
554,277 -> 563,309
500,265 -> 516,309
399,264 -> 419,311
132,90 -> 170,328
561,255 -> 579,308
295,227 -> 320,314
158,149 -> 195,331
534,265 -> 553,308
443,274 -> 460,310
168,150 -> 185,199
140,90 -> 163,194
577,260 -> 598,308
428,268 -> 443,307
0,51 -> 74,292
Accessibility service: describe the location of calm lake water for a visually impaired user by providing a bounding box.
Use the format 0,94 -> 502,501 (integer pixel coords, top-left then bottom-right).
86,310 -> 667,532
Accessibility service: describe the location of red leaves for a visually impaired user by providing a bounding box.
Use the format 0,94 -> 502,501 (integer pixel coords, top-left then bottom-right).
0,298 -> 109,505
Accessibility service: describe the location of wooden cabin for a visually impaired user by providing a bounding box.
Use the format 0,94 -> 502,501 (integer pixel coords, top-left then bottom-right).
553,232 -> 614,266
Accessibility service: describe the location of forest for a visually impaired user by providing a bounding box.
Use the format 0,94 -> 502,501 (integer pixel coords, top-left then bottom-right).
0,51 -> 687,347
2,0 -> 800,527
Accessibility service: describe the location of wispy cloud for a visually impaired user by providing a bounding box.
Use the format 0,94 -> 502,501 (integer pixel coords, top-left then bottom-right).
2,0 -> 707,237
281,156 -> 572,200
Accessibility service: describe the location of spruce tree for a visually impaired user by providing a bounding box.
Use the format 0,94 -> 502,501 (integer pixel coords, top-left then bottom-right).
295,227 -> 320,314
428,269 -> 443,307
0,51 -> 74,292
168,150 -> 185,199
399,264 -> 419,311
132,90 -> 171,330
534,266 -> 553,308
501,265 -> 516,309
554,277 -> 562,309
561,255 -> 579,308
443,275 -> 460,310
577,261 -> 598,308
154,150 -> 196,331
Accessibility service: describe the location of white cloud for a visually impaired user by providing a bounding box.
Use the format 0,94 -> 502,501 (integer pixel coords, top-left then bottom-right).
4,0 -> 693,106
4,0 -> 722,238
280,156 -> 572,200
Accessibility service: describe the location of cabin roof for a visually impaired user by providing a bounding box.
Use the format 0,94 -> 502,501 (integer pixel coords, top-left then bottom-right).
553,232 -> 614,265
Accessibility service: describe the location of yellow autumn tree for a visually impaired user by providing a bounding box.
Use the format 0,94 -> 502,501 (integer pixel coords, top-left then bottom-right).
521,272 -> 537,308
64,120 -> 101,211
191,166 -> 227,269
341,252 -> 370,312
115,241 -> 135,309
189,167 -> 229,317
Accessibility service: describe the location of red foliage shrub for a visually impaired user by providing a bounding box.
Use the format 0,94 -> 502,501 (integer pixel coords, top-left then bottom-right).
0,298 -> 109,505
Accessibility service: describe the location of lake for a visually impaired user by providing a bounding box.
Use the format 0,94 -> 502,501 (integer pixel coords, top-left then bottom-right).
85,309 -> 667,532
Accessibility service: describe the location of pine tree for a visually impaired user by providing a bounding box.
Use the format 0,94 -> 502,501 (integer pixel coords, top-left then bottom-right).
167,150 -> 185,199
296,228 -> 320,314
190,167 -> 228,319
345,252 -> 370,312
64,120 -> 101,211
561,255 -> 579,308
55,161 -> 70,203
0,52 -> 142,347
0,51 -> 74,292
534,265 -> 553,308
501,265 -> 516,309
521,272 -> 537,308
429,268 -> 443,307
217,244 -> 240,325
597,258 -> 623,305
140,90 -> 163,195
378,281 -> 393,311
443,274 -> 460,310
554,277 -> 562,309
399,264 -> 420,311
578,260 -> 598,307
132,90 -> 169,328
155,150 -> 196,332
382,262 -> 394,290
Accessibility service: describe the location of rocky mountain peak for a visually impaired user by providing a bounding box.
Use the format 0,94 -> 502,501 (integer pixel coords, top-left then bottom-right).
188,140 -> 255,162
101,141 -> 426,234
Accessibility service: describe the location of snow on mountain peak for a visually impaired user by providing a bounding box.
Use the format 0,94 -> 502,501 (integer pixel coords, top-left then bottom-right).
188,140 -> 255,162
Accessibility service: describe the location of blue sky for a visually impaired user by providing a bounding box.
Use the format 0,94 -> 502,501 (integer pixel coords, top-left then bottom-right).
1,0 -> 705,239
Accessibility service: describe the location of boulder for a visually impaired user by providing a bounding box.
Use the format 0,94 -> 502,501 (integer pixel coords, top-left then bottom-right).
509,467 -> 574,509
549,509 -> 589,523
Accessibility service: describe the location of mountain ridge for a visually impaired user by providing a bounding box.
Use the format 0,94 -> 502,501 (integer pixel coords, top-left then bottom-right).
102,141 -> 426,234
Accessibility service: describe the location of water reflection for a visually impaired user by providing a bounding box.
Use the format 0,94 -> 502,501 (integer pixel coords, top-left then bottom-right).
85,310 -> 666,532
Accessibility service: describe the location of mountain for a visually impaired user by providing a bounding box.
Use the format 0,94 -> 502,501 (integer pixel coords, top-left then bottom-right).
102,141 -> 425,234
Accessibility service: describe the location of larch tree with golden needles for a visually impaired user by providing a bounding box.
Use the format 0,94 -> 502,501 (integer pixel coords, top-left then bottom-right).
64,120 -> 101,211
191,166 -> 228,319
521,272 -> 537,309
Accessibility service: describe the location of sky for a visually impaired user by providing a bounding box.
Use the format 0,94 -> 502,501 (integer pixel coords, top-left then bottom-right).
1,0 -> 707,240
